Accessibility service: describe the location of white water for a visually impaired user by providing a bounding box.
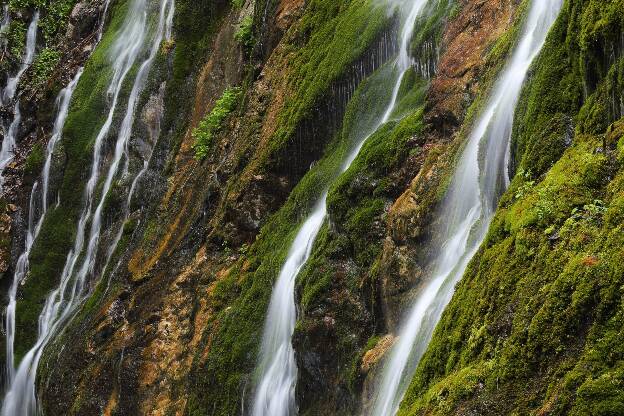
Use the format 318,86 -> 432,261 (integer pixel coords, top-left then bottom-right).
0,13 -> 39,191
1,12 -> 38,105
0,6 -> 10,54
1,1 -> 174,414
4,69 -> 83,385
369,1 -> 563,415
251,1 -> 431,415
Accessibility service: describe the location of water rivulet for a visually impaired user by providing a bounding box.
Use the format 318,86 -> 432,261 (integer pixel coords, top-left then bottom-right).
1,1 -> 174,414
369,1 -> 564,415
0,13 -> 39,191
251,1 -> 434,415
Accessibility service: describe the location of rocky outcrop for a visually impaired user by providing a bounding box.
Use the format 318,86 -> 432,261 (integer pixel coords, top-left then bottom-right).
36,0 -> 397,414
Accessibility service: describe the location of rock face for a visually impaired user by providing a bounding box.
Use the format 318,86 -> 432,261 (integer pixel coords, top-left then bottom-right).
379,0 -> 520,331
0,0 -> 622,415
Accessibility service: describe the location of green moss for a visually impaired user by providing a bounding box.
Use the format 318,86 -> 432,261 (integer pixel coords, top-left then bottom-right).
6,19 -> 26,59
23,141 -> 45,177
8,0 -> 80,43
244,0 -> 393,175
162,0 -> 231,165
399,139 -> 624,412
185,21 -> 422,411
169,0 -> 230,84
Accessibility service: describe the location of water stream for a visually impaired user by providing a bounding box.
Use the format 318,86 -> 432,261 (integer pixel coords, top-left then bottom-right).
4,69 -> 83,385
369,1 -> 563,415
0,13 -> 39,191
1,0 -> 174,414
0,6 -> 11,54
251,1 -> 432,415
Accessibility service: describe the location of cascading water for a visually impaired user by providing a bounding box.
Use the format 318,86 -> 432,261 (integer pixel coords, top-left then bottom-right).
0,6 -> 10,53
369,1 -> 563,415
0,13 -> 39,191
1,12 -> 38,105
3,0 -> 112,388
1,1 -> 174,414
251,1 -> 432,415
4,69 -> 83,385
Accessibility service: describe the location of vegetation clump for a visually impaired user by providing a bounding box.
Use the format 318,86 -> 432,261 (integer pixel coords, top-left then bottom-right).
192,86 -> 242,159
234,15 -> 254,49
30,47 -> 60,86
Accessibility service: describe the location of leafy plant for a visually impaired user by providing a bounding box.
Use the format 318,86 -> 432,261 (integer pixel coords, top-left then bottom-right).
514,168 -> 535,200
566,199 -> 608,226
192,87 -> 242,159
31,47 -> 60,86
234,15 -> 254,49
6,20 -> 26,59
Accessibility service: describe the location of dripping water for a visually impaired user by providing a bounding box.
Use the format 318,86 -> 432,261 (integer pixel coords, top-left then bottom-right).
0,5 -> 10,54
369,1 -> 563,415
2,0 -> 113,397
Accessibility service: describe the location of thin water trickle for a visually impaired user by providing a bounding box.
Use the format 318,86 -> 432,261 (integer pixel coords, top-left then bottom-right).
369,1 -> 563,415
0,6 -> 10,54
251,1 -> 431,415
1,1 -> 174,414
1,12 -> 38,105
0,13 -> 39,191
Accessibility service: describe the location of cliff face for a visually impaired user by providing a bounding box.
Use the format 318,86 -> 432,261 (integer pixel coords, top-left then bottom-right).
0,0 -> 108,387
399,1 -> 624,414
0,0 -> 622,415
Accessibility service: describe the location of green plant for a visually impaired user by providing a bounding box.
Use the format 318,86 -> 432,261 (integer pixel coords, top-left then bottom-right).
192,87 -> 242,159
514,169 -> 536,200
31,47 -> 61,86
6,20 -> 26,59
234,15 -> 254,49
24,142 -> 45,176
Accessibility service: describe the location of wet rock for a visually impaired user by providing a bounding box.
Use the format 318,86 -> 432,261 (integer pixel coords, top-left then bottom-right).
67,1 -> 104,41
360,334 -> 396,374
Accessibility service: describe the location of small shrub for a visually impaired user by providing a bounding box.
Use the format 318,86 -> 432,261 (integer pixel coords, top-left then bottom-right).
514,169 -> 535,200
6,20 -> 26,59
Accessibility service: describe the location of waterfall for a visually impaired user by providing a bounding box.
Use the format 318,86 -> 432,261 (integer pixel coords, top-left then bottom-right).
0,13 -> 39,191
1,12 -> 39,105
368,1 -> 563,415
251,1 -> 431,415
4,69 -> 83,385
0,0 -> 174,414
0,6 -> 10,54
